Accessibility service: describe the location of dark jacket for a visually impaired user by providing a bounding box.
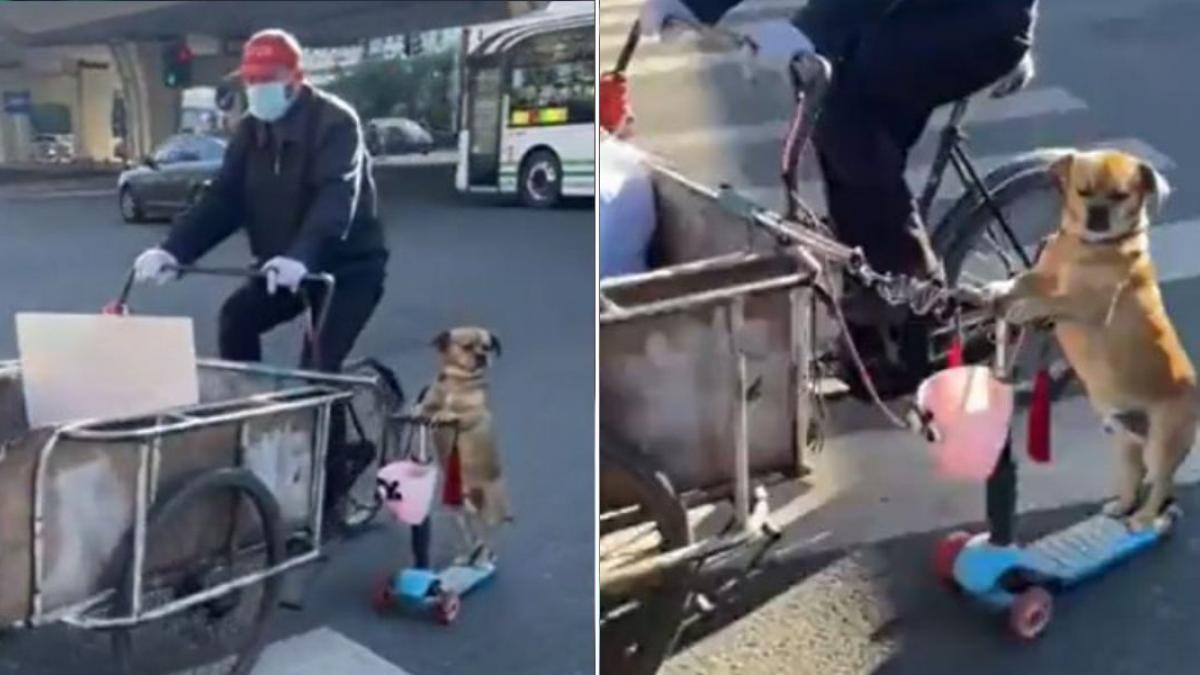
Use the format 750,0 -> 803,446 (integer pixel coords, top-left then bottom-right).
678,0 -> 1037,60
162,84 -> 387,273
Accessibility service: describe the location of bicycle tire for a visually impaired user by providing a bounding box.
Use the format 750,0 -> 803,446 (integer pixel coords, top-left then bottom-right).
933,162 -> 1075,399
110,468 -> 285,675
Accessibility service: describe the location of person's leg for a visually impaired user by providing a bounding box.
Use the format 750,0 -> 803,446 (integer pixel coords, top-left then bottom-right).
217,279 -> 304,362
851,0 -> 1035,117
815,89 -> 935,280
306,257 -> 388,514
813,4 -> 1032,396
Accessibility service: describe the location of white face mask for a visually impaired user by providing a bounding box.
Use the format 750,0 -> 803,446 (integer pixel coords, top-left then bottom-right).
245,81 -> 293,122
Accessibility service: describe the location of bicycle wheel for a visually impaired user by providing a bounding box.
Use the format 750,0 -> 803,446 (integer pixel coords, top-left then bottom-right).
110,468 -> 285,675
599,434 -> 692,675
332,360 -> 408,537
933,162 -> 1075,398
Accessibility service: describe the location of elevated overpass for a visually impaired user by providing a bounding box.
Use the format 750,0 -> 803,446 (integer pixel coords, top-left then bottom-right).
0,1 -> 552,163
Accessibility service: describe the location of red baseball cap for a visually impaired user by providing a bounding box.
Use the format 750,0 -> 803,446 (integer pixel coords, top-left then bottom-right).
231,29 -> 302,82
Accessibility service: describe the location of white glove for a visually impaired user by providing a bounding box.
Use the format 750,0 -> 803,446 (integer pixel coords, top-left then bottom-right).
132,247 -> 178,285
991,52 -> 1036,99
738,20 -> 816,73
261,256 -> 307,295
638,0 -> 698,42
980,278 -> 1016,305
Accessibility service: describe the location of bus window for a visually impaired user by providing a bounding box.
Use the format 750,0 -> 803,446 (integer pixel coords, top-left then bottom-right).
508,26 -> 594,127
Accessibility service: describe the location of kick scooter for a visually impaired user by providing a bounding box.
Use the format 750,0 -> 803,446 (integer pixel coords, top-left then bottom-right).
932,319 -> 1181,639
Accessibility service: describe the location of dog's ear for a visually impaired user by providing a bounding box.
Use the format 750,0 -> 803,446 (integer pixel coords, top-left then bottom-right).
432,330 -> 451,352
487,332 -> 502,357
1049,152 -> 1074,193
1139,161 -> 1170,215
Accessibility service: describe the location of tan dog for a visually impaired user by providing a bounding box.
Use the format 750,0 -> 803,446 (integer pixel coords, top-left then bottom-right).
987,149 -> 1197,531
416,326 -> 513,563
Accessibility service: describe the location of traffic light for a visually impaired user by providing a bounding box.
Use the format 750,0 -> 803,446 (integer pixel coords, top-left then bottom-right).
162,39 -> 193,89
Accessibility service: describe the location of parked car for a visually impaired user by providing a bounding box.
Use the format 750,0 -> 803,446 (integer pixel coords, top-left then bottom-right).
32,134 -> 74,164
365,117 -> 434,156
117,133 -> 225,224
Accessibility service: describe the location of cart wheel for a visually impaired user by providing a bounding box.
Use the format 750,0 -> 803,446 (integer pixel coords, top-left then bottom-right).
1009,586 -> 1053,640
934,531 -> 972,587
372,574 -> 396,613
599,435 -> 692,675
110,468 -> 285,675
436,591 -> 462,625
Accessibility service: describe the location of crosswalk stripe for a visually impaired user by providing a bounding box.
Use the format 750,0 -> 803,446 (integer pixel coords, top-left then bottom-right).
700,138 -> 1176,216
609,50 -> 738,78
636,87 -> 1087,151
1149,218 -> 1200,286
171,627 -> 415,675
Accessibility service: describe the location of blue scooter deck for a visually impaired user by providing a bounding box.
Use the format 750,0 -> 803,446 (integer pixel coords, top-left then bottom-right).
1024,514 -> 1161,586
437,562 -> 496,595
395,562 -> 496,600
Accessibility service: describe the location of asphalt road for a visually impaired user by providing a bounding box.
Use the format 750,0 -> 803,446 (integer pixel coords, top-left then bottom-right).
601,0 -> 1200,672
0,166 -> 595,675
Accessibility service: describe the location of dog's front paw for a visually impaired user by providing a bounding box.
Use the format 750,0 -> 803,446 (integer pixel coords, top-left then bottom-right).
981,278 -> 1017,305
1126,509 -> 1159,533
1101,497 -> 1137,519
1003,298 -> 1046,325
430,410 -> 457,425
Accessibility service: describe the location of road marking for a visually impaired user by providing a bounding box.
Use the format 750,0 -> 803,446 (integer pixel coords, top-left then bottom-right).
659,136 -> 1176,213
1149,217 -> 1200,286
0,188 -> 115,201
611,50 -> 741,78
638,87 -> 1087,150
754,393 -> 1200,559
172,627 -> 415,675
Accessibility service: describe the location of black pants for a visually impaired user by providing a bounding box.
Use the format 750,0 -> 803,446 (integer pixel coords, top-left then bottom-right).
812,0 -> 1034,277
218,255 -> 387,507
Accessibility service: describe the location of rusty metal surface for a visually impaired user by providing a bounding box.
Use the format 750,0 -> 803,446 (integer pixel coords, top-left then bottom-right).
0,363 -> 364,626
600,168 -> 814,501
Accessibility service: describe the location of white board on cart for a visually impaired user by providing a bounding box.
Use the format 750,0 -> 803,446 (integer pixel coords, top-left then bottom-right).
16,312 -> 200,429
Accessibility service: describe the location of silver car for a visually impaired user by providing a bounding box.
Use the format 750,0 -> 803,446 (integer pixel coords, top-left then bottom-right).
117,133 -> 226,224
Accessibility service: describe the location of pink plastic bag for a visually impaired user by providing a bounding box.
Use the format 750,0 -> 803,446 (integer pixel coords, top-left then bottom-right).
377,459 -> 439,525
916,366 -> 1014,481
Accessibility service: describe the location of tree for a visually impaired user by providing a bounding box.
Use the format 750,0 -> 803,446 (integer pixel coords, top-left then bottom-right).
326,50 -> 456,131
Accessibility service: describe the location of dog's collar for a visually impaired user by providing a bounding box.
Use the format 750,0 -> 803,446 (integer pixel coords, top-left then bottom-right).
1074,226 -> 1147,246
438,368 -> 485,382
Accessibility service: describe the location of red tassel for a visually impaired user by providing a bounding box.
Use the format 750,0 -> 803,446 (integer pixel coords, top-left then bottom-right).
599,72 -> 629,134
441,446 -> 464,507
947,337 -> 964,368
1028,368 -> 1052,463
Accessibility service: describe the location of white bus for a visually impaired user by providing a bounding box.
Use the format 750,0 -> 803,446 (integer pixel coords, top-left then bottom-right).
455,3 -> 594,207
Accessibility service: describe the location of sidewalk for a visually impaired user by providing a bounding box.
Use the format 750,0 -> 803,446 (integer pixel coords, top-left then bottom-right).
691,392 -> 1200,560
0,163 -> 122,200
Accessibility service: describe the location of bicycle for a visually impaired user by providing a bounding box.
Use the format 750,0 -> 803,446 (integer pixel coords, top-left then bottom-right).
609,18 -> 1074,400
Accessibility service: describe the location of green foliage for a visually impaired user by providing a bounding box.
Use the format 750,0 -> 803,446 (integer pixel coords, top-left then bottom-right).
326,50 -> 456,131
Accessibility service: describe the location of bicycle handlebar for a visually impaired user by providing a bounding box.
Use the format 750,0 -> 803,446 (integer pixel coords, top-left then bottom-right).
609,15 -> 1003,325
109,263 -> 336,366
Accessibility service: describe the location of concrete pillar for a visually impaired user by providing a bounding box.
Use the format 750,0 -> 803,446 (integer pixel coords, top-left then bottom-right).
0,70 -> 33,163
110,40 -> 179,160
73,59 -> 119,161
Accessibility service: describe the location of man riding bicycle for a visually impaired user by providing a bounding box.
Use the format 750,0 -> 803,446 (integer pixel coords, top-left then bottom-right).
621,0 -> 1040,396
131,29 -> 388,525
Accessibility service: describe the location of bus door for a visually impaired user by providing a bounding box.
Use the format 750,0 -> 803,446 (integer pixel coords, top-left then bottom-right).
466,57 -> 503,187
